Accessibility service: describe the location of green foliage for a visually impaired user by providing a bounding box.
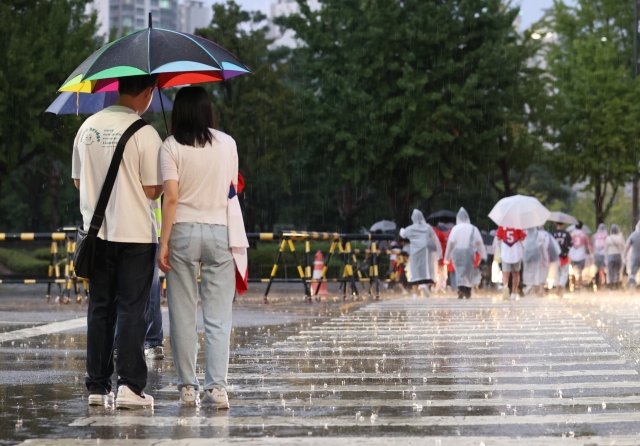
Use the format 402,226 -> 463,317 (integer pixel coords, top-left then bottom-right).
570,191 -> 633,236
545,0 -> 640,224
196,1 -> 302,233
0,0 -> 100,231
278,0 -> 545,226
0,247 -> 49,275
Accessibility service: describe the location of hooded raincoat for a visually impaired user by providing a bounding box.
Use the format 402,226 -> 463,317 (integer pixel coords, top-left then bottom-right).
592,223 -> 608,270
444,208 -> 486,288
400,210 -> 442,284
627,221 -> 640,265
606,224 -> 625,284
543,229 -> 561,285
523,227 -> 548,287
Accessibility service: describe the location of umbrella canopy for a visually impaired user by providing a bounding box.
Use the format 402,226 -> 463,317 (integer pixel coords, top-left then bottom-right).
547,211 -> 578,225
370,220 -> 396,233
488,195 -> 550,230
45,91 -> 173,115
425,210 -> 457,224
58,18 -> 250,93
567,224 -> 592,234
481,232 -> 495,246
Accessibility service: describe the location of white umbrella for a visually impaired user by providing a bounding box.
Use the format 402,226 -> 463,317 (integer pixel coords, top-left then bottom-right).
547,211 -> 579,225
370,220 -> 396,233
488,195 -> 550,230
567,224 -> 592,235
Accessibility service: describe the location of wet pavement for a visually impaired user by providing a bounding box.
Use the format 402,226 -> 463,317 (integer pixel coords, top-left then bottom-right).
2,285 -> 640,444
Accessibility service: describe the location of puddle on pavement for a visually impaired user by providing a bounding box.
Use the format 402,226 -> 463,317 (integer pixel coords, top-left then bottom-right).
1,292 -> 640,442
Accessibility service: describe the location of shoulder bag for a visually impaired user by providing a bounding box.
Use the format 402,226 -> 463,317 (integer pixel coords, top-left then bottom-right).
73,119 -> 148,278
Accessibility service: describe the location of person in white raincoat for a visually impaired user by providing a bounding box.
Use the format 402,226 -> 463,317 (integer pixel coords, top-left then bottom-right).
543,227 -> 561,292
444,208 -> 486,299
522,227 -> 548,296
624,220 -> 640,288
400,210 -> 442,298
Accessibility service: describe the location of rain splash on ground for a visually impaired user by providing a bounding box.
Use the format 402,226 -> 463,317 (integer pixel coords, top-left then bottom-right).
1,284 -> 640,444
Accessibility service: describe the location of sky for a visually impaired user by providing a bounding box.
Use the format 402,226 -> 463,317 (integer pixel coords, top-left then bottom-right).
215,0 -> 572,31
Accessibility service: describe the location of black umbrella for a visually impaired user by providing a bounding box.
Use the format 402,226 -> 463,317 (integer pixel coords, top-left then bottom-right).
481,233 -> 495,245
426,210 -> 457,224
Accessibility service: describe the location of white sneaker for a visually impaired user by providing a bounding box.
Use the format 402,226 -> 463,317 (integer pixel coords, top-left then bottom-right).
510,293 -> 517,300
201,387 -> 229,409
115,385 -> 154,409
411,294 -> 418,300
145,346 -> 164,360
88,392 -> 114,406
179,386 -> 200,406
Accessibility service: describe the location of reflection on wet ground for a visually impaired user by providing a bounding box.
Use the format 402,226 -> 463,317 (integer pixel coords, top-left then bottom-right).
2,286 -> 640,444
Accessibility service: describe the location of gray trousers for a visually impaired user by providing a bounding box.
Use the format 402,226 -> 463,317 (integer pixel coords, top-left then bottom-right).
167,223 -> 235,391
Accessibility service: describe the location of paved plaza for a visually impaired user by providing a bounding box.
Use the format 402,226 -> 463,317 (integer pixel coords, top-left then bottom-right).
2,286 -> 640,444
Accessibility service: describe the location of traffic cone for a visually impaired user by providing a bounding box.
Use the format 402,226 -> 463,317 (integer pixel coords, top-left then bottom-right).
313,250 -> 329,295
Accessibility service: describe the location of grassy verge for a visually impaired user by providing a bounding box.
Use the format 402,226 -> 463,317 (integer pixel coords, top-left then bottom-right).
0,247 -> 50,275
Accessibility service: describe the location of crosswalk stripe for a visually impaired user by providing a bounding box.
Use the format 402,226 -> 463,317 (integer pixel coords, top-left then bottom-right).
19,436 -> 640,446
158,380 -> 640,394
225,370 -> 637,380
0,317 -> 86,343
192,395 -> 640,408
68,412 -> 640,427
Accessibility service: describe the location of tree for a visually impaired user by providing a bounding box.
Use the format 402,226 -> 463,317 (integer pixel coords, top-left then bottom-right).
196,1 -> 302,233
545,0 -> 640,225
0,0 -> 100,230
279,0 -> 546,227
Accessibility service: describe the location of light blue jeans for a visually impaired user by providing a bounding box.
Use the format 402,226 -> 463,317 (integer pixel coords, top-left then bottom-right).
167,223 -> 235,391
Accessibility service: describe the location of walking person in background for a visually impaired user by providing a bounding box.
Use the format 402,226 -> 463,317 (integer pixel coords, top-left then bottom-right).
143,198 -> 164,359
433,223 -> 449,292
605,224 -> 625,289
158,86 -> 240,408
400,210 -> 442,298
543,227 -> 561,292
624,221 -> 640,290
522,226 -> 548,297
444,208 -> 486,299
113,198 -> 164,361
495,226 -> 526,300
569,222 -> 592,290
73,74 -> 163,408
552,222 -> 573,297
592,224 -> 608,288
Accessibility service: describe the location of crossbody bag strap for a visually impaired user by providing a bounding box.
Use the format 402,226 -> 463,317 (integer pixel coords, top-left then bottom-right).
88,119 -> 148,236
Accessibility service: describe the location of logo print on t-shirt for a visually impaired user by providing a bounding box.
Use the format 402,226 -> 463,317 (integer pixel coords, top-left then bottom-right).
81,128 -> 101,146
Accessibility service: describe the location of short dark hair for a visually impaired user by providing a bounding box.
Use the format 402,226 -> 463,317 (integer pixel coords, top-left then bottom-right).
576,221 -> 583,229
118,74 -> 158,96
170,86 -> 215,148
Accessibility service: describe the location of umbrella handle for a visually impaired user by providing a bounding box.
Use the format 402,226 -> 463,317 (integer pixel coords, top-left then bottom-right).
158,88 -> 168,136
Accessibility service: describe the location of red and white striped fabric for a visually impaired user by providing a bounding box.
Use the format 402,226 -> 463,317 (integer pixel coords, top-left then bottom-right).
228,174 -> 249,295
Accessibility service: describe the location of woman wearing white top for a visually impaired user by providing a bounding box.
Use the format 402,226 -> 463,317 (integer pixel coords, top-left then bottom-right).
158,87 -> 238,409
605,224 -> 625,288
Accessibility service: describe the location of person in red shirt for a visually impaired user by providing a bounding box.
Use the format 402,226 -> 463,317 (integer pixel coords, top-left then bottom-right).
495,226 -> 527,300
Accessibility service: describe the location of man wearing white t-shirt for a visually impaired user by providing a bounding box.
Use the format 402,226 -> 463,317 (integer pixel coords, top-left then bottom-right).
72,75 -> 163,409
496,226 -> 526,300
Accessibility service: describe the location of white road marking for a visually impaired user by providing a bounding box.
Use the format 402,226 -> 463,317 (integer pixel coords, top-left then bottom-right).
193,395 -> 640,408
0,317 -> 87,343
225,370 -> 636,380
19,436 -> 640,446
250,351 -> 620,359
68,412 -> 640,427
159,380 -> 640,393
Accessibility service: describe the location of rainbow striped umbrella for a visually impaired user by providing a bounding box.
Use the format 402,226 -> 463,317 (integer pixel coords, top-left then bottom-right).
58,15 -> 250,94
